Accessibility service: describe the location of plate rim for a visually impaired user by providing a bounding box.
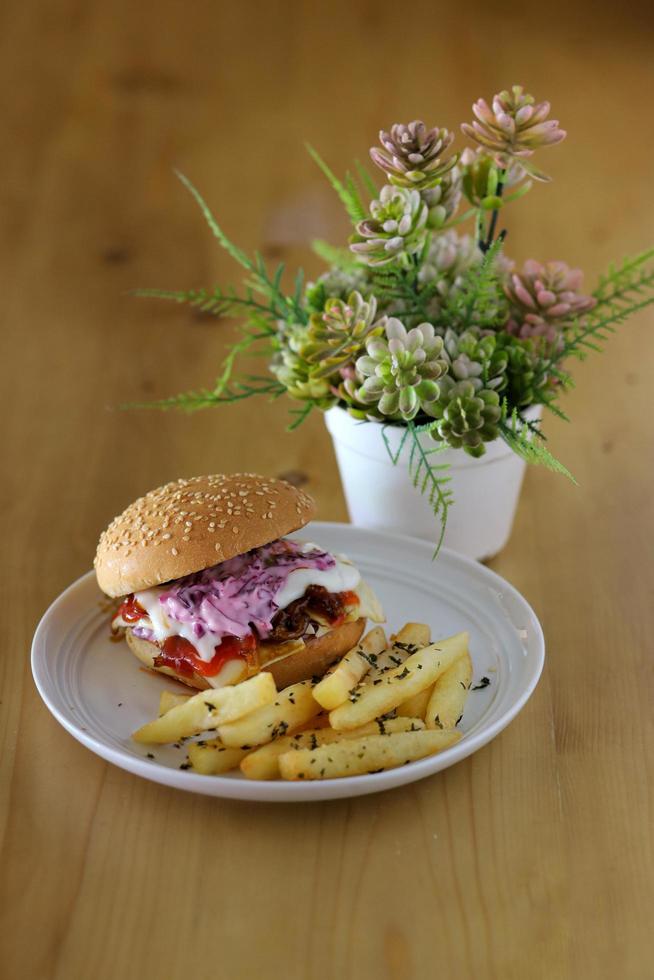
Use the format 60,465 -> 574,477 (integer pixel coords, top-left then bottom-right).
31,522 -> 545,802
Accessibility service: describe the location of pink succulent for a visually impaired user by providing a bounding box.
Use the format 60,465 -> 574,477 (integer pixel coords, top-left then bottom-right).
505,260 -> 596,343
461,86 -> 566,172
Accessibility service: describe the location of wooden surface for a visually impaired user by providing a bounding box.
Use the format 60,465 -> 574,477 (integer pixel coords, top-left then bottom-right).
2,2 -> 653,978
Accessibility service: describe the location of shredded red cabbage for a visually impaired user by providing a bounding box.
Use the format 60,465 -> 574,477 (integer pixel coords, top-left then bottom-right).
157,539 -> 335,643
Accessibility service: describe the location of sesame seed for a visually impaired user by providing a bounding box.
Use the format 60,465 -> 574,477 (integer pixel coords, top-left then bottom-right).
171,547 -> 178,556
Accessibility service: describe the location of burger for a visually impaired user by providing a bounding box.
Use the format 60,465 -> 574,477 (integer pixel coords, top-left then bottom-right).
95,473 -> 384,691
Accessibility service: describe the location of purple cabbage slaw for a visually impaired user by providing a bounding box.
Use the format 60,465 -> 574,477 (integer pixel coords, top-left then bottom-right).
155,539 -> 336,643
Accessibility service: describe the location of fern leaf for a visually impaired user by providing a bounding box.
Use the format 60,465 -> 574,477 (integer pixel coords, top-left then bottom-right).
305,144 -> 367,225
287,402 -> 314,431
382,422 -> 453,554
556,294 -> 654,365
344,171 -> 367,219
293,268 -> 305,307
443,238 -> 506,329
175,170 -> 252,272
354,159 -> 378,199
311,239 -> 361,271
381,424 -> 410,465
500,410 -> 577,483
593,247 -> 654,310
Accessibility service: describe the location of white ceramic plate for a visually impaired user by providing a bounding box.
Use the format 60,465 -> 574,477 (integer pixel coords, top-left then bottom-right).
31,523 -> 544,802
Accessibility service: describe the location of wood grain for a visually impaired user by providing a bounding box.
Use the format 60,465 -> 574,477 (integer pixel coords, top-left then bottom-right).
1,2 -> 653,978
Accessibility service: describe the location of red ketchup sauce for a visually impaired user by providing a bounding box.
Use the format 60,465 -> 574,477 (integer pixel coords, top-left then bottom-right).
117,595 -> 147,623
117,587 -> 359,679
314,589 -> 360,627
154,633 -> 257,679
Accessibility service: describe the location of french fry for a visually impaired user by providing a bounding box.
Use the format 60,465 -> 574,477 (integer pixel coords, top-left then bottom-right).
392,624 -> 432,716
362,623 -> 430,684
395,687 -> 432,720
366,645 -> 407,678
297,712 -> 330,731
187,740 -> 249,775
279,729 -> 461,780
217,679 -> 322,748
426,650 -> 473,730
390,622 -> 431,649
312,626 -> 387,710
241,716 -> 425,780
158,690 -> 191,716
329,632 -> 469,731
132,672 -> 276,744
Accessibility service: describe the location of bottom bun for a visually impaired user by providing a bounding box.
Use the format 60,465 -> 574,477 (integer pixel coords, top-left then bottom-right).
266,619 -> 365,688
124,619 -> 366,691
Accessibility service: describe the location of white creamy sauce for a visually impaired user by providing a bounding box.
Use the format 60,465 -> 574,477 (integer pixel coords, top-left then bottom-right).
113,548 -> 366,665
274,550 -> 360,610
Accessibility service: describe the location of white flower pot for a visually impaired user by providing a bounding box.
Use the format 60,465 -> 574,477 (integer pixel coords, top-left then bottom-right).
324,405 -> 543,562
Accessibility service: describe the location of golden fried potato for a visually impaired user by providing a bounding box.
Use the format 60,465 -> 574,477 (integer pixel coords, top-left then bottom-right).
158,690 -> 191,716
329,633 -> 469,731
313,626 -> 387,710
132,672 -> 276,744
217,679 -> 321,748
426,650 -> 473,730
279,729 -> 461,780
240,715 -> 425,780
187,740 -> 250,775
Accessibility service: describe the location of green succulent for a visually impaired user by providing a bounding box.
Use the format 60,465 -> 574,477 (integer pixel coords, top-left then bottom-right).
337,372 -> 385,421
418,231 -> 482,319
297,292 -> 384,379
421,166 -> 462,229
271,343 -> 336,406
459,148 -> 526,209
304,267 -> 369,314
428,379 -> 502,456
370,121 -> 457,192
353,318 -> 448,421
442,327 -> 508,392
500,335 -> 554,408
350,186 -> 428,267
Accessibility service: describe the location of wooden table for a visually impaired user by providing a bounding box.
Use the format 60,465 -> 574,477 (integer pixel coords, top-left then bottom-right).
2,3 -> 653,978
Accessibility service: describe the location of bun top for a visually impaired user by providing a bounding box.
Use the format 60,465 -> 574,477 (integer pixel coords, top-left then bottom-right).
94,473 -> 316,597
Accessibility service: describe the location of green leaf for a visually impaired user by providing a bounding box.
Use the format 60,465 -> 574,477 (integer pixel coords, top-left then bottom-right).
305,144 -> 367,225
382,422 -> 453,555
175,170 -> 252,271
287,402 -> 315,430
173,171 -> 308,326
124,377 -> 286,413
517,158 -> 552,183
442,237 -> 505,330
344,171 -> 367,218
381,424 -> 410,466
503,181 -> 533,203
500,409 -> 577,483
354,159 -> 379,199
131,286 -> 280,326
311,239 -> 361,271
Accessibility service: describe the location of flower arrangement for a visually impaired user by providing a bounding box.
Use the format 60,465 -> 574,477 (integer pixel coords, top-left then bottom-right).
137,85 -> 654,549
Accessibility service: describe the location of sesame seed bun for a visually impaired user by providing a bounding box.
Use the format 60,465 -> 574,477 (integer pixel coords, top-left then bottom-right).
124,618 -> 365,690
95,473 -> 317,597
